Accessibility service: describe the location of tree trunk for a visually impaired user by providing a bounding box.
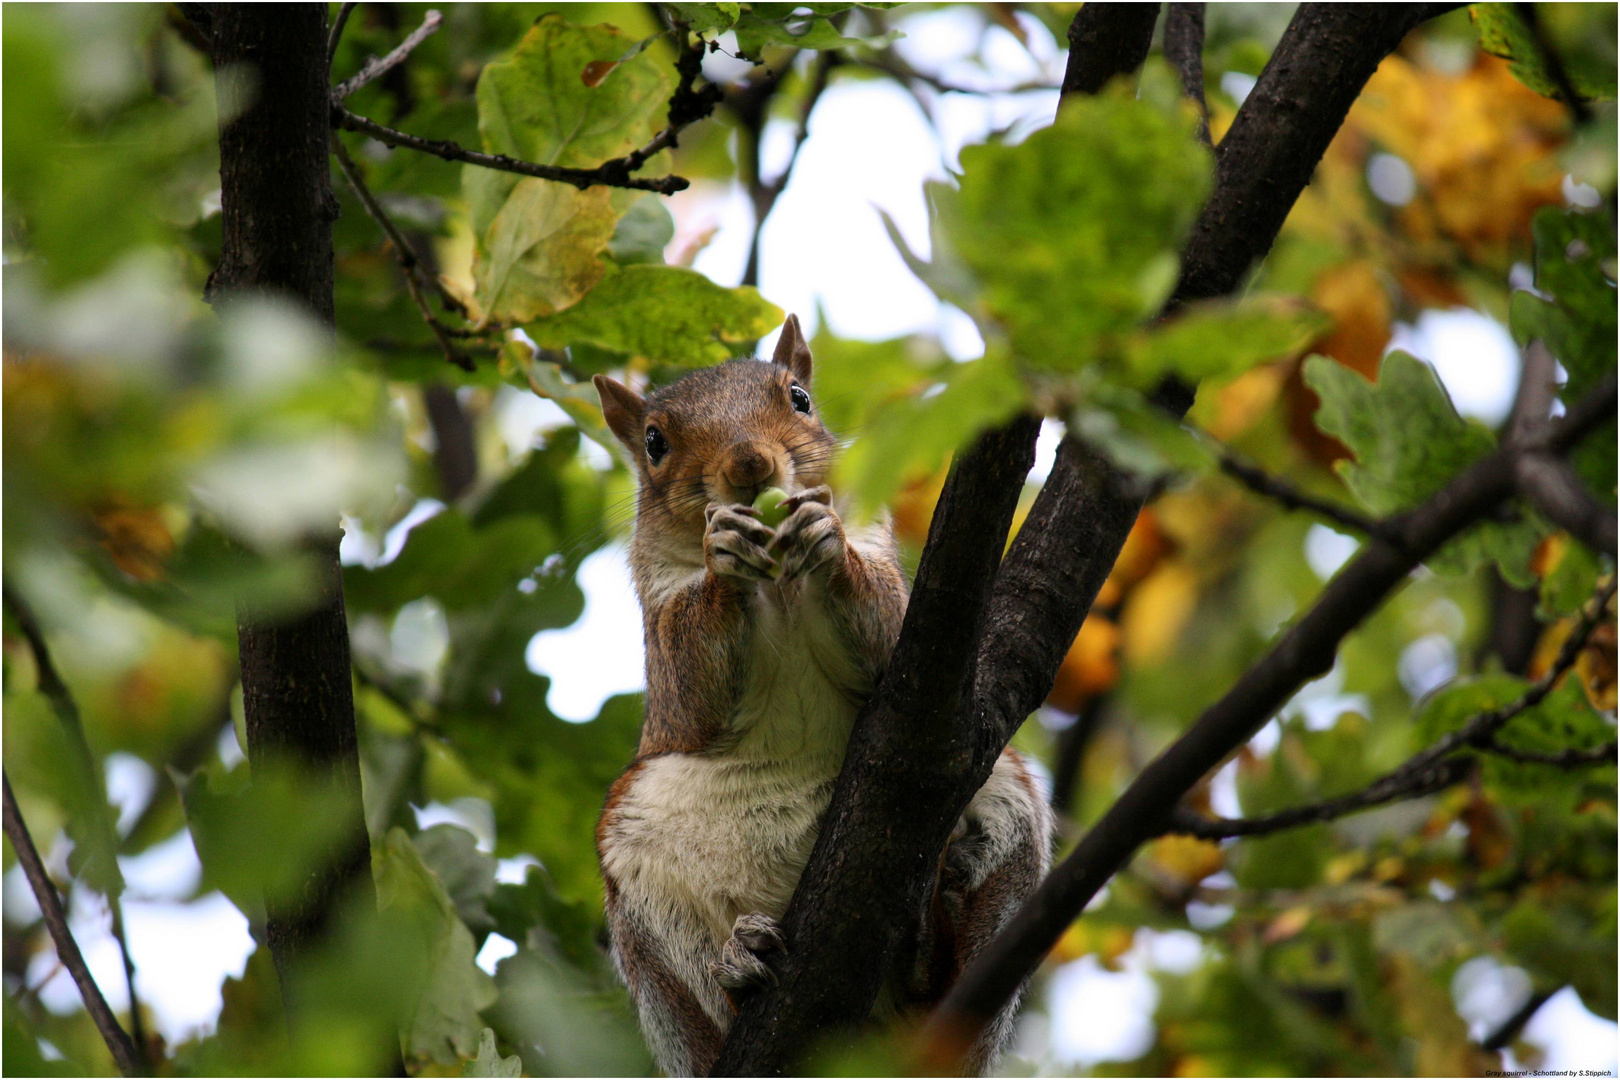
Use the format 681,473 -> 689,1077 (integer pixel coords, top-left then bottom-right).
208,2 -> 375,1006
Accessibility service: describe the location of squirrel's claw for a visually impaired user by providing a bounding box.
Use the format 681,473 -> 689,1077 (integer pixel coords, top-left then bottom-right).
706,505 -> 778,581
769,496 -> 845,581
710,913 -> 784,1000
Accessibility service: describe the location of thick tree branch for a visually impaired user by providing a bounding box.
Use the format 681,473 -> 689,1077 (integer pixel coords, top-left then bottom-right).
712,416 -> 1041,1075
1164,3 -> 1210,146
3,774 -> 141,1078
1515,451 -> 1617,558
718,4 -> 1468,1073
209,8 -> 380,1035
330,8 -> 442,101
932,375 -> 1616,1038
1061,3 -> 1161,97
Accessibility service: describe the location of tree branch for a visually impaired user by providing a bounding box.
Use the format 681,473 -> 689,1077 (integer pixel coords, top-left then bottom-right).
931,374 -> 1617,1038
329,108 -> 691,195
1515,451 -> 1617,558
3,773 -> 141,1078
1164,3 -> 1210,146
1169,578 -> 1616,838
741,50 -> 838,287
4,586 -> 148,1069
1216,446 -> 1397,542
1061,3 -> 1161,97
329,134 -> 475,371
331,8 -> 442,101
331,23 -> 718,197
325,0 -> 357,71
718,4 -> 1469,1073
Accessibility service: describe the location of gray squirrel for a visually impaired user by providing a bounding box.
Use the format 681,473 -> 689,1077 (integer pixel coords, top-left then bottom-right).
593,316 -> 1051,1076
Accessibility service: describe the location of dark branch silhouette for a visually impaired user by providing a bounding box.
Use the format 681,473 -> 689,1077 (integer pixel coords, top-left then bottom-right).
3,774 -> 141,1077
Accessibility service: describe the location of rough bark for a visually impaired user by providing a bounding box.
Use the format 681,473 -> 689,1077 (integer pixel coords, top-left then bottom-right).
208,3 -> 374,1004
716,4 -> 1457,1074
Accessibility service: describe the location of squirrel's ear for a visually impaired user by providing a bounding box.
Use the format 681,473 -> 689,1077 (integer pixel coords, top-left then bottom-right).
772,313 -> 814,386
592,374 -> 647,455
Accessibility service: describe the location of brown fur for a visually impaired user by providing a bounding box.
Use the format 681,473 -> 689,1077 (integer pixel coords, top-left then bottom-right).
592,317 -> 1046,1077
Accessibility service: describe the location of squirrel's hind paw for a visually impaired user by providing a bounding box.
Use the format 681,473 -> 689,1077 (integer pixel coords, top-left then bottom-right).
710,913 -> 785,999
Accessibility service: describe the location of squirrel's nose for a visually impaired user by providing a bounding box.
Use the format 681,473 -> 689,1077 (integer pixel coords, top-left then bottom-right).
720,441 -> 774,499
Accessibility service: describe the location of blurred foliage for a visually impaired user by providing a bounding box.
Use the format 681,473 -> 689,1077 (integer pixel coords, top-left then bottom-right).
2,2 -> 1614,1078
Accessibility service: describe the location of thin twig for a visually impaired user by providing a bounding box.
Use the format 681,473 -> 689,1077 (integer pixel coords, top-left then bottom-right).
1216,447 -> 1397,542
4,586 -> 148,1069
742,51 -> 838,286
326,1 -> 358,72
331,9 -> 443,100
1168,578 -> 1617,839
332,108 -> 691,194
1477,737 -> 1616,767
3,774 -> 141,1078
329,135 -> 474,372
852,51 -> 1059,97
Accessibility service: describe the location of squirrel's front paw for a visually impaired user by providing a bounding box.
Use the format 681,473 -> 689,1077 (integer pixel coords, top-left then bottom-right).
769,486 -> 846,581
710,913 -> 785,1004
705,505 -> 777,582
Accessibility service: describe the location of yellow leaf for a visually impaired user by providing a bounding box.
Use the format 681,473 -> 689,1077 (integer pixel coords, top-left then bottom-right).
1120,561 -> 1200,667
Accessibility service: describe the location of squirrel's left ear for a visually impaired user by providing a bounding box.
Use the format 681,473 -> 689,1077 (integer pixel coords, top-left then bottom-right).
592,374 -> 647,456
772,313 -> 813,386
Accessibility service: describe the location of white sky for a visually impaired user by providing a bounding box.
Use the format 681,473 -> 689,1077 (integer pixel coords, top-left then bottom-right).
16,5 -> 1613,1070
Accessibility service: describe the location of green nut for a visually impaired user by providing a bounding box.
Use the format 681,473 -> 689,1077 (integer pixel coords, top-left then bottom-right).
753,486 -> 792,528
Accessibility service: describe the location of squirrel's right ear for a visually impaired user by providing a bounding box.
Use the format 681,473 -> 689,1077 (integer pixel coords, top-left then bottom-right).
593,374 -> 648,456
772,313 -> 814,386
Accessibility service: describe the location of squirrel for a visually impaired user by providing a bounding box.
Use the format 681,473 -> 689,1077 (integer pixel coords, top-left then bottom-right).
592,316 -> 1052,1077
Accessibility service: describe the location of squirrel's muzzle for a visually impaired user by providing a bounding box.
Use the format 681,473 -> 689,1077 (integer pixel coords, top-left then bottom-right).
718,440 -> 780,503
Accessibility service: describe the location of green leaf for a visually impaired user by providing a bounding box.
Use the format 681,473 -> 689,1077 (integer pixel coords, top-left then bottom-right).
663,2 -> 741,33
344,509 -> 560,615
807,326 -> 948,437
731,6 -> 901,59
521,264 -> 782,365
464,1028 -> 522,1078
488,863 -> 602,971
174,762 -> 357,922
414,823 -> 499,943
466,16 -> 676,324
375,827 -> 500,1066
607,193 -> 675,265
465,173 -> 617,323
1472,3 -> 1617,102
1304,352 -> 1541,584
926,73 -> 1212,370
476,16 -> 674,169
499,341 -> 617,454
835,348 -> 1027,518
1125,298 -> 1328,386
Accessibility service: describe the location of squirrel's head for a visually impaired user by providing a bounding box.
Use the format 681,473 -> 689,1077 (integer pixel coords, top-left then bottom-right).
593,314 -> 840,534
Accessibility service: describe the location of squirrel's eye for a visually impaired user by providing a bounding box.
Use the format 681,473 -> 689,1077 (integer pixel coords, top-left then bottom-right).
644,426 -> 669,465
789,384 -> 812,414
